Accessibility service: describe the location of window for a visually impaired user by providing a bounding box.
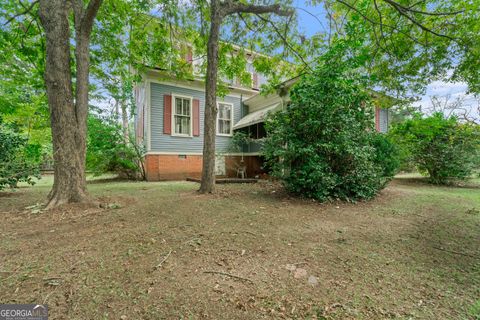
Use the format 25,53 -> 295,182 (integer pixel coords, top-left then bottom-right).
238,122 -> 266,140
217,102 -> 233,136
172,95 -> 192,136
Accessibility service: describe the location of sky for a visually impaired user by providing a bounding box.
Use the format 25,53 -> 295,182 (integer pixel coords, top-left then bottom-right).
293,1 -> 479,121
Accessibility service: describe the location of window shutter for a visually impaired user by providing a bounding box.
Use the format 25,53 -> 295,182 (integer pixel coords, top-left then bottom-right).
252,73 -> 259,89
375,107 -> 380,132
193,99 -> 200,136
164,95 -> 172,134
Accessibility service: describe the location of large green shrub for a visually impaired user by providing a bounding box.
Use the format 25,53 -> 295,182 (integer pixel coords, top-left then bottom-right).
389,113 -> 480,184
0,122 -> 41,190
87,114 -> 145,180
370,133 -> 401,180
262,60 -> 399,202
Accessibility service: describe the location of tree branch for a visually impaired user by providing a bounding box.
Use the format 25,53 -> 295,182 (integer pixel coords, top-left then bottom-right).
382,0 -> 464,16
380,0 -> 457,40
254,13 -> 313,72
335,0 -> 459,44
393,8 -> 454,40
373,0 -> 385,39
222,1 -> 293,17
295,6 -> 328,33
335,0 -> 428,47
3,0 -> 39,25
82,0 -> 103,32
237,13 -> 267,40
71,0 -> 103,35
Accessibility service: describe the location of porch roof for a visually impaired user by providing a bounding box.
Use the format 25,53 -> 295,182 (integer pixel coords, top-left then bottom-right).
233,103 -> 282,130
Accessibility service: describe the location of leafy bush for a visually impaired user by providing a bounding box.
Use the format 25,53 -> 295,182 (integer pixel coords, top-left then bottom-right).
0,122 -> 41,190
389,113 -> 480,184
87,114 -> 145,180
262,60 -> 399,202
226,131 -> 252,154
370,133 -> 400,180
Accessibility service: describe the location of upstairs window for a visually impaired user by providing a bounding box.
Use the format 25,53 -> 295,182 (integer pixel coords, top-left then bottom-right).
217,102 -> 233,136
173,95 -> 192,136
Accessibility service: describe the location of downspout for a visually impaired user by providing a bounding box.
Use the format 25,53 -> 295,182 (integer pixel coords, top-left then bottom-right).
239,94 -> 245,161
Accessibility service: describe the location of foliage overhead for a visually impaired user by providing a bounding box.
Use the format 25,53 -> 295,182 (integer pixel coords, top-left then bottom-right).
1,0 -> 478,107
320,0 -> 480,97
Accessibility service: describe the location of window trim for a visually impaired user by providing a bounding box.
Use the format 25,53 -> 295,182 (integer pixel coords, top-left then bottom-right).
171,93 -> 193,137
216,102 -> 234,137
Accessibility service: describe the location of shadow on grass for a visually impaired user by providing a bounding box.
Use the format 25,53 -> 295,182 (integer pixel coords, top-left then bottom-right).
394,176 -> 480,189
406,201 -> 480,279
86,176 -> 134,184
0,191 -> 20,198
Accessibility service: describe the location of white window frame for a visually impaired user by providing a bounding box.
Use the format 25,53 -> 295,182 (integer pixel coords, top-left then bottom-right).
171,93 -> 193,137
216,102 -> 234,137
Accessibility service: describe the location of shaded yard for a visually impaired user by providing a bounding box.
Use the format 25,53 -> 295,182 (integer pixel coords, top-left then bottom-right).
0,176 -> 479,319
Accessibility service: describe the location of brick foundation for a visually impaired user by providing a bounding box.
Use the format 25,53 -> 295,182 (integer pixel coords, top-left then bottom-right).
145,154 -> 265,181
145,154 -> 203,181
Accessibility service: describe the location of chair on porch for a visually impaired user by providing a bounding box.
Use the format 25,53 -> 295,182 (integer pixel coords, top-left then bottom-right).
236,159 -> 247,179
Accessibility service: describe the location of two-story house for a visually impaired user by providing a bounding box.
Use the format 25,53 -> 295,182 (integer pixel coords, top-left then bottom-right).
134,52 -> 390,181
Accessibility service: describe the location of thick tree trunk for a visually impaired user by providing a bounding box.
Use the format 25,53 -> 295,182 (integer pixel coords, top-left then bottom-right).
39,0 -> 102,208
39,0 -> 89,208
199,1 -> 222,194
198,0 -> 290,194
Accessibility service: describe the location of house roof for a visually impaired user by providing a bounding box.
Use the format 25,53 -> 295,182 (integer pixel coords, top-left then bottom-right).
243,75 -> 403,108
242,75 -> 302,107
233,103 -> 282,130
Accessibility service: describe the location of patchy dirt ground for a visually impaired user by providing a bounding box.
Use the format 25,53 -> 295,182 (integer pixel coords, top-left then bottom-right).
0,176 -> 479,319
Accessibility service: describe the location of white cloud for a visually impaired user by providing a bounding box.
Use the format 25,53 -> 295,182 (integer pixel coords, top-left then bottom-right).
413,80 -> 479,122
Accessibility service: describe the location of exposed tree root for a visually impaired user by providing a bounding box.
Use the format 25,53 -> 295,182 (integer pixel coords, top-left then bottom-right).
44,188 -> 96,210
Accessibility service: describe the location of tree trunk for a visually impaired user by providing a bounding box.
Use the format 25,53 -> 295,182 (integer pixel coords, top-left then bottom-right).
114,98 -> 120,122
198,0 -> 290,193
199,1 -> 222,194
39,0 -> 88,208
39,0 -> 102,208
121,101 -> 129,143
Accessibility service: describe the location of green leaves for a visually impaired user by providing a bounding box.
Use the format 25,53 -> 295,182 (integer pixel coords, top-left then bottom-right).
263,55 -> 399,202
0,122 -> 41,190
389,112 -> 480,184
87,112 -> 145,179
317,0 -> 480,97
0,1 -> 49,146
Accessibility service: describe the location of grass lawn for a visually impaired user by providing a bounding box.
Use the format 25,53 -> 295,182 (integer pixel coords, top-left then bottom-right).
0,175 -> 479,319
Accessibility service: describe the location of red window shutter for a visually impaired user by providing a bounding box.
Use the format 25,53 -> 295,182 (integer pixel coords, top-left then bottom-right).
193,99 -> 200,136
375,107 -> 380,132
164,95 -> 172,134
252,73 -> 258,89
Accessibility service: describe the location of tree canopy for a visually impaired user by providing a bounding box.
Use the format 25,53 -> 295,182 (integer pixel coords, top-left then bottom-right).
320,0 -> 480,98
